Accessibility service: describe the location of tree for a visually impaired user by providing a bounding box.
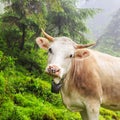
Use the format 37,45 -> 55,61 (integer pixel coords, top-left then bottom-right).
0,0 -> 62,50
46,0 -> 98,43
0,0 -> 98,52
0,0 -> 47,51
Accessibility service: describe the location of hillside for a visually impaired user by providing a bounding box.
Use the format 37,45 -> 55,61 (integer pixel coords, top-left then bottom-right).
79,0 -> 120,39
0,0 -> 120,120
95,8 -> 120,56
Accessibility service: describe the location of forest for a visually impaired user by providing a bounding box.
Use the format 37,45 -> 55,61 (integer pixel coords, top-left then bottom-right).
0,0 -> 120,120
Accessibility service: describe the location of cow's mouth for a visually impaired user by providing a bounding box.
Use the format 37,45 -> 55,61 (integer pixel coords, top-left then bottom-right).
51,80 -> 62,94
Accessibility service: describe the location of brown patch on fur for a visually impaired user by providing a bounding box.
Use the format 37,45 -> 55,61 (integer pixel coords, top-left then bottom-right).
102,82 -> 120,103
43,44 -> 49,48
65,51 -> 102,99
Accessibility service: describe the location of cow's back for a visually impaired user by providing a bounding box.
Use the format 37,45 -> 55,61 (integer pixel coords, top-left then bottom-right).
91,50 -> 120,110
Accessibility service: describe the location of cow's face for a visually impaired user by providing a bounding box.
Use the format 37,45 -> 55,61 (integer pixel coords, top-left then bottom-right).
46,37 -> 75,79
36,29 -> 95,90
36,36 -> 76,83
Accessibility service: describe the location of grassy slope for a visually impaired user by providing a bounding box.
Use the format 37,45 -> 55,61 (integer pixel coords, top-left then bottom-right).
0,50 -> 80,120
0,49 -> 120,120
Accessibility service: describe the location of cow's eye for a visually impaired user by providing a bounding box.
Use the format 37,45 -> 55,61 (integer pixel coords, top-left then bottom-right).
48,48 -> 52,54
69,54 -> 73,58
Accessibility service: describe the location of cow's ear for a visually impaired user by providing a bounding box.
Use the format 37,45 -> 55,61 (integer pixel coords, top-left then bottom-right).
74,49 -> 90,59
36,37 -> 50,50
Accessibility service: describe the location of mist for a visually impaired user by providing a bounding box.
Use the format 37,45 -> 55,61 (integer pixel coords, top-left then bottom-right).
78,0 -> 120,39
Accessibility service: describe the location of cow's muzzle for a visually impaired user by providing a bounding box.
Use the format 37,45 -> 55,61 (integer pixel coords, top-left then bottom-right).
51,80 -> 62,94
46,65 -> 60,77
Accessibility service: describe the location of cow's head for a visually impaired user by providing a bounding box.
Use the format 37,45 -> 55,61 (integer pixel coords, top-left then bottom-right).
36,29 -> 95,93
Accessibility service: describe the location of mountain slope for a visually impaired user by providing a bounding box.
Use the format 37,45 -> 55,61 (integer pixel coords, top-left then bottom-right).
79,0 -> 120,39
95,9 -> 120,56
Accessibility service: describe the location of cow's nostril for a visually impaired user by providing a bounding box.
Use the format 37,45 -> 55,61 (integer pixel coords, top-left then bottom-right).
48,69 -> 51,73
48,67 -> 51,72
56,69 -> 60,72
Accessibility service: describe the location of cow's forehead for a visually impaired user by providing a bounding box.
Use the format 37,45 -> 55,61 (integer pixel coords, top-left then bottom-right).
50,37 -> 76,49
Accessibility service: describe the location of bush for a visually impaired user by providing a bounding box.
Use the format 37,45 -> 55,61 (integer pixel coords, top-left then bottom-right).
0,72 -> 5,94
0,50 -> 15,70
100,108 -> 120,120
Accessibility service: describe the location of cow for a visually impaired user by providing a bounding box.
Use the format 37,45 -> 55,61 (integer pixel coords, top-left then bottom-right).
36,29 -> 120,120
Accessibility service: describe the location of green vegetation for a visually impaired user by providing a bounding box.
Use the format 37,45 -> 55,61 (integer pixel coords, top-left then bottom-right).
0,49 -> 82,120
0,0 -> 120,120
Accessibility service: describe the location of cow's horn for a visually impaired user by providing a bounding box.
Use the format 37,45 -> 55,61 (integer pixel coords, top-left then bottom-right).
41,28 -> 54,42
75,43 -> 95,49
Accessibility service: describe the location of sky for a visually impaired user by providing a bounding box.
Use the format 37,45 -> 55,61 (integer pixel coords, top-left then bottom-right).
77,0 -> 120,39
79,0 -> 120,10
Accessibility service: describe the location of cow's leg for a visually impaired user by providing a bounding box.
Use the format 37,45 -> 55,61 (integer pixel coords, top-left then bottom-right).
80,109 -> 88,120
86,100 -> 100,120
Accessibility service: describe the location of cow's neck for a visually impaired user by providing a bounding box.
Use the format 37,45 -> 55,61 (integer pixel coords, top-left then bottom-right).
60,76 -> 85,112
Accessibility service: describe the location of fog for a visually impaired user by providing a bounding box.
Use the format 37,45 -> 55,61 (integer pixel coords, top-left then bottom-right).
78,0 -> 120,39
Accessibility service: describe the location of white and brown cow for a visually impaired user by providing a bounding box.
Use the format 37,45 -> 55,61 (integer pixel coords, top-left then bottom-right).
36,29 -> 120,120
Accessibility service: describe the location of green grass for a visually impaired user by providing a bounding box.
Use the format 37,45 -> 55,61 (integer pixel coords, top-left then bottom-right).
0,50 -> 120,120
